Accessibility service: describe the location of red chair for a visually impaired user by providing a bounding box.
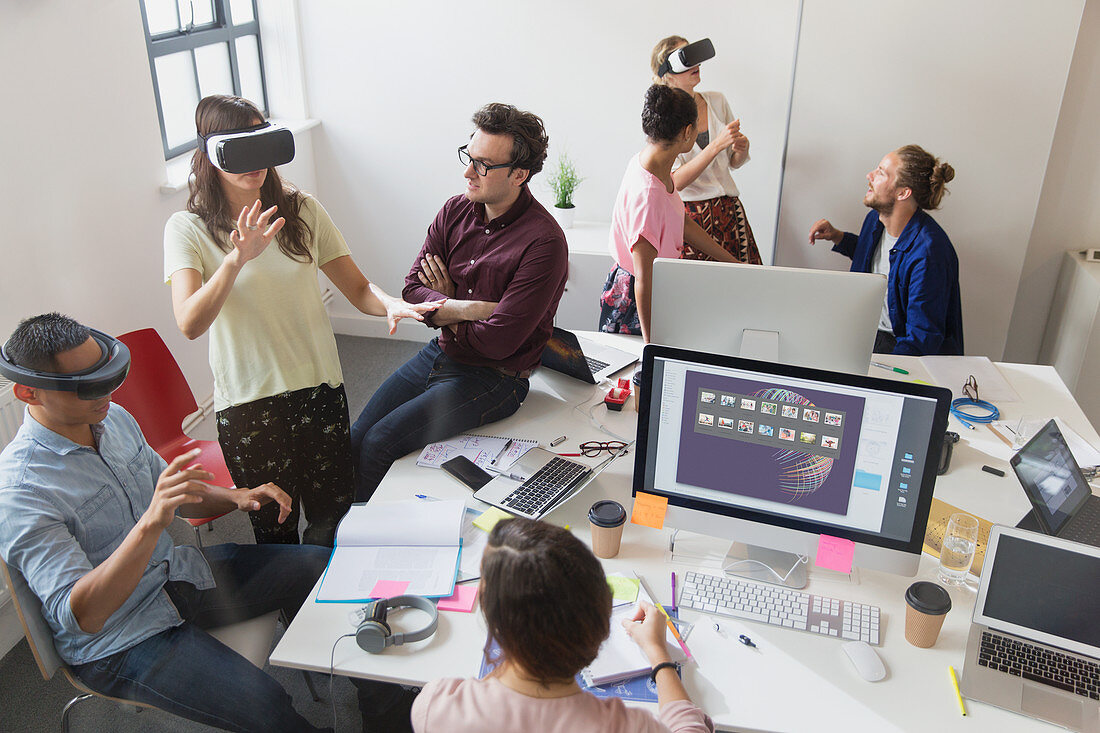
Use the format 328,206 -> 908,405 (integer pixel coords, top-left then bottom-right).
113,328 -> 234,545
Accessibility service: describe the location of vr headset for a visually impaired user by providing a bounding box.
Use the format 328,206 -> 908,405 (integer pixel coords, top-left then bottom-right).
0,329 -> 130,400
658,38 -> 716,76
202,121 -> 295,174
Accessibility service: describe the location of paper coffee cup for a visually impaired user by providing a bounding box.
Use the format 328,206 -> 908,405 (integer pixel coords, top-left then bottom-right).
589,500 -> 627,558
632,368 -> 643,413
904,581 -> 952,648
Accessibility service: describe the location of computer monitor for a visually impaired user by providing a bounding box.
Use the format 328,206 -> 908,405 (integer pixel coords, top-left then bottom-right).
634,344 -> 951,588
649,259 -> 886,375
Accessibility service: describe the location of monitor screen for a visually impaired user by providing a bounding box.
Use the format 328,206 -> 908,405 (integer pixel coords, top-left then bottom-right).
634,345 -> 951,571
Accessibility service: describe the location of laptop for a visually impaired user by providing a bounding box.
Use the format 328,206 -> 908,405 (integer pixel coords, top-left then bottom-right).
473,442 -> 633,520
960,525 -> 1100,732
1010,419 -> 1100,548
540,327 -> 638,384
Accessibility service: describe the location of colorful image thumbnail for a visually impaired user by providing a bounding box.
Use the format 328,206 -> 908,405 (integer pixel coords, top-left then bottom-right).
799,432 -> 817,445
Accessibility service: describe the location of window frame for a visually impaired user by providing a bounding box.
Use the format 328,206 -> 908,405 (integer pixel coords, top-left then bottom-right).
139,0 -> 269,160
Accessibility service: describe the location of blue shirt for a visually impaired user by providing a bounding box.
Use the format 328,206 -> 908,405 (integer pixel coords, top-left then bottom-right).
833,210 -> 964,356
0,404 -> 214,665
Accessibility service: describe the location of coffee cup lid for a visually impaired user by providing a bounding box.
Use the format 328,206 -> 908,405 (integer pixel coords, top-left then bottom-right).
589,500 -> 626,528
905,581 -> 952,615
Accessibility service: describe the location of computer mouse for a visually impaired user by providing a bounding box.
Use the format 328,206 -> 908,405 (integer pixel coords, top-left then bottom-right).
842,640 -> 886,682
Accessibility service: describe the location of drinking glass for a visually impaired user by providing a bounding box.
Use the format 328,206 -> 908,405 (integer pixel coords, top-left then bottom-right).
938,513 -> 979,585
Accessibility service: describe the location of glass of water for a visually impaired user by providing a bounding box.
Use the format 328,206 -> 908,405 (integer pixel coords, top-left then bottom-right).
938,513 -> 979,585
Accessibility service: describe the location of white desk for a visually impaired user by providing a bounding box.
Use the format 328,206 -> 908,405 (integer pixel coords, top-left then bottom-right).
271,335 -> 1099,732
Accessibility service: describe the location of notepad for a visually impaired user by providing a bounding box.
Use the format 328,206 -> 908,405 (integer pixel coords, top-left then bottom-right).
416,433 -> 538,470
317,500 -> 465,603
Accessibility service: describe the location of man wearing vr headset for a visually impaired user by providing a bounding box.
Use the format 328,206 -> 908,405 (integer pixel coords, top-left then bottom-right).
350,103 -> 568,502
0,314 -> 329,732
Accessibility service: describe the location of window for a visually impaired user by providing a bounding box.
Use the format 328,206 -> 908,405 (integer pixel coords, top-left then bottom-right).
139,0 -> 268,159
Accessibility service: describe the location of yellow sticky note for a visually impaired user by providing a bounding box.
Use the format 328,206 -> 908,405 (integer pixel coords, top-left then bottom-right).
631,491 -> 669,529
607,576 -> 640,603
473,507 -> 513,533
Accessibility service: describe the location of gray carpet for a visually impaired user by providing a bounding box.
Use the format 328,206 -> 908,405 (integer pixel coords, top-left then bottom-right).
0,334 -> 428,733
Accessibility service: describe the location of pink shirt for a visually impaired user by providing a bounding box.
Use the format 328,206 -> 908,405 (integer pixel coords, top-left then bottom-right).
412,676 -> 714,733
608,154 -> 685,275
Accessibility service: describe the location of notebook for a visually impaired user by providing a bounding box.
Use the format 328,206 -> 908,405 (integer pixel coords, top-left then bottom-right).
317,500 -> 464,602
416,433 -> 537,471
960,525 -> 1100,732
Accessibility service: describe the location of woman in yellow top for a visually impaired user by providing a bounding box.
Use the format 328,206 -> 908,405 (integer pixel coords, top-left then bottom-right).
164,95 -> 440,546
651,35 -> 762,265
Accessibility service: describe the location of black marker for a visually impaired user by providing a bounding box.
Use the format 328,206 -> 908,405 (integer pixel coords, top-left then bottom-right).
981,465 -> 1005,477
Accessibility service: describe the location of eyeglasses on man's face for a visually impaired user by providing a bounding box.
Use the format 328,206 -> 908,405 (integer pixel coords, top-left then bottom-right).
458,145 -> 513,176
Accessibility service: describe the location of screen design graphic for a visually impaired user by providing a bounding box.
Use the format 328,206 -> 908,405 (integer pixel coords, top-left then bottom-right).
678,370 -> 865,515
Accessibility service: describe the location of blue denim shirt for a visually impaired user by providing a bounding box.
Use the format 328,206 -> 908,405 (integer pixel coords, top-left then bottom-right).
833,209 -> 964,356
0,404 -> 214,665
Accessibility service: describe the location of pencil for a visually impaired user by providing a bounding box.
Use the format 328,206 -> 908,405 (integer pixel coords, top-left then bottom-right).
948,666 -> 967,716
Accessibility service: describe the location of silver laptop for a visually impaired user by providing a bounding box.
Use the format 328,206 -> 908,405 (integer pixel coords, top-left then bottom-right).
961,525 -> 1100,732
473,443 -> 632,520
540,327 -> 638,384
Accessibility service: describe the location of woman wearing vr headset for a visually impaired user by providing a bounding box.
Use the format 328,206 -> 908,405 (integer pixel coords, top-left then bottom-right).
652,36 -> 762,266
600,84 -> 736,341
412,518 -> 713,732
164,95 -> 441,547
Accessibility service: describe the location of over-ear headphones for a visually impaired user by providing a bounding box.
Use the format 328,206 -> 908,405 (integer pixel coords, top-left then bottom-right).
355,595 -> 439,654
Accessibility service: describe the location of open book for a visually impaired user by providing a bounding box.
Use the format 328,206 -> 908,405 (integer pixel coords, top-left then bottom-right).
316,500 -> 465,603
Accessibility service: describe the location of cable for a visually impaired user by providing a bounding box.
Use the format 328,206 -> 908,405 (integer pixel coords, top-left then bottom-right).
950,397 -> 999,430
329,632 -> 356,732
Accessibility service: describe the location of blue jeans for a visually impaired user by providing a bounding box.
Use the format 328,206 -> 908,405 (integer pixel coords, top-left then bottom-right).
351,339 -> 529,501
72,543 -> 330,733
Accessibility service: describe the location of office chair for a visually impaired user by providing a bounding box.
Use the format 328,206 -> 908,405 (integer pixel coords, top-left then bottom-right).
112,328 -> 234,546
0,556 -> 281,732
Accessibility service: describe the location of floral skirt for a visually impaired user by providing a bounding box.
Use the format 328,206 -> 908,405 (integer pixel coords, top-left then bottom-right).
598,265 -> 641,336
681,194 -> 762,264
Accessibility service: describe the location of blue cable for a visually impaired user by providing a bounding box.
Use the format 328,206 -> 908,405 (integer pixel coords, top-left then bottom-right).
950,397 -> 999,429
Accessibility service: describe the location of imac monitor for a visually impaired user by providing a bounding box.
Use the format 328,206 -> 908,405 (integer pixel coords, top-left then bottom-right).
634,344 -> 952,587
649,259 -> 886,375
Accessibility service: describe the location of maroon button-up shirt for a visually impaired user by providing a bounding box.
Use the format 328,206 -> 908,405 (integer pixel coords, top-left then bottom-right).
403,186 -> 568,373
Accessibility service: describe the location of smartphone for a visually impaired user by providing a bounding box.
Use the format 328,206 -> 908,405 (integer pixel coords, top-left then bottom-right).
441,455 -> 493,491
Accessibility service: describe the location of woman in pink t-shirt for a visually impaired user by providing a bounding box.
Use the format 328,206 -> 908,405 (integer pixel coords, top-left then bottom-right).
411,518 -> 714,733
600,84 -> 736,341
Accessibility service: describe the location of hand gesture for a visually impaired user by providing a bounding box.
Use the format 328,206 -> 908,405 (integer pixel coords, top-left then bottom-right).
808,219 -> 843,246
622,600 -> 672,663
731,127 -> 749,154
144,449 -> 214,532
708,119 -> 739,153
236,482 -> 293,524
383,298 -> 446,335
229,199 -> 285,265
417,254 -> 456,298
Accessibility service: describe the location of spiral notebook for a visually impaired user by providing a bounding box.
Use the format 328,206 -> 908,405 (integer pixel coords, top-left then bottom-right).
416,434 -> 538,471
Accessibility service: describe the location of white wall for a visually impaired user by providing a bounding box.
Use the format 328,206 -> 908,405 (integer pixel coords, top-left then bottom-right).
297,0 -> 800,332
775,0 -> 1083,359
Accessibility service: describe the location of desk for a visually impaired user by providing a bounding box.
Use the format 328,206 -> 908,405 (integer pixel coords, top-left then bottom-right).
271,335 -> 1099,732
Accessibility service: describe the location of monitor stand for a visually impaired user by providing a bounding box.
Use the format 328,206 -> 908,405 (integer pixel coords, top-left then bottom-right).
723,542 -> 809,589
740,329 -> 780,363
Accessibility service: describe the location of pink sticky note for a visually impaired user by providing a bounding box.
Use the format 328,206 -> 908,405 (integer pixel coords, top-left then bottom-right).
436,584 -> 479,613
369,580 -> 410,599
815,534 -> 855,574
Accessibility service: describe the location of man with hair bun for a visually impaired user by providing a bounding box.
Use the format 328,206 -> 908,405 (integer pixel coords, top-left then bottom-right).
808,145 -> 963,356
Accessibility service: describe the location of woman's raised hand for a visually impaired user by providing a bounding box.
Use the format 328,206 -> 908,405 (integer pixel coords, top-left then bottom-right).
229,199 -> 285,265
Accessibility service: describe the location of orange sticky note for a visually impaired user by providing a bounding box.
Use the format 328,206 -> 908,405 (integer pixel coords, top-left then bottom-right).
436,584 -> 479,613
815,535 -> 855,574
631,491 -> 669,529
369,580 -> 409,599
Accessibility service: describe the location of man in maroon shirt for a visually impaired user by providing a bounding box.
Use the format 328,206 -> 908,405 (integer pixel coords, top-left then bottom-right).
350,103 -> 568,503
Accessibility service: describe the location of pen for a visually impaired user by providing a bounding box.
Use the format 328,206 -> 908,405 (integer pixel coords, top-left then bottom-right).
637,574 -> 686,646
550,435 -> 567,447
490,439 -> 514,466
670,572 -> 677,614
871,361 -> 910,375
738,634 -> 756,648
948,666 -> 967,716
414,494 -> 441,502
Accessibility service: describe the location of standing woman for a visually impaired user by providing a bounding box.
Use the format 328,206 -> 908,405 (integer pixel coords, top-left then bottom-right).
164,95 -> 439,546
652,36 -> 762,265
599,84 -> 736,342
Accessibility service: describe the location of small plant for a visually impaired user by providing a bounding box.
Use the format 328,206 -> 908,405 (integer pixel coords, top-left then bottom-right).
547,153 -> 583,209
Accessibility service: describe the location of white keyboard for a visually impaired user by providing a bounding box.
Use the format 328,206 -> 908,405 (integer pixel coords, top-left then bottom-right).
679,570 -> 881,645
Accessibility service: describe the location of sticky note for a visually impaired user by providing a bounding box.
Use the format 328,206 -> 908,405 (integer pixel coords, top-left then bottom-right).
473,507 -> 513,533
606,576 -> 640,603
369,580 -> 410,599
631,491 -> 669,529
436,584 -> 479,613
815,535 -> 855,574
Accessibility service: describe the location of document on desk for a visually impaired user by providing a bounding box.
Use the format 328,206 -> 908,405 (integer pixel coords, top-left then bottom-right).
415,433 -> 537,470
919,355 -> 1020,402
317,500 -> 465,603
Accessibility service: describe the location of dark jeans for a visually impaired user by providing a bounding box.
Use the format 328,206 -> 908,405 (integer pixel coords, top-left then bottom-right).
350,339 -> 529,502
72,543 -> 330,733
874,329 -> 898,354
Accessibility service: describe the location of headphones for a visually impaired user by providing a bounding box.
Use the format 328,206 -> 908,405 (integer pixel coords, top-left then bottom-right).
355,595 -> 439,654
0,328 -> 130,400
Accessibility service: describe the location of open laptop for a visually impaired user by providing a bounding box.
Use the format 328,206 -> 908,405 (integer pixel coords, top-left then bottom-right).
540,327 -> 637,384
960,525 -> 1100,732
473,442 -> 632,520
1010,419 -> 1100,548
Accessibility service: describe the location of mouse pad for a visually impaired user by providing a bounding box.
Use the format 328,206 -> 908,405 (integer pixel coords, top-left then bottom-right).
922,498 -> 993,575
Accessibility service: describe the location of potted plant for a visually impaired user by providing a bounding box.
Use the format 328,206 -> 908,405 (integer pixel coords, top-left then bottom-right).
546,153 -> 583,229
